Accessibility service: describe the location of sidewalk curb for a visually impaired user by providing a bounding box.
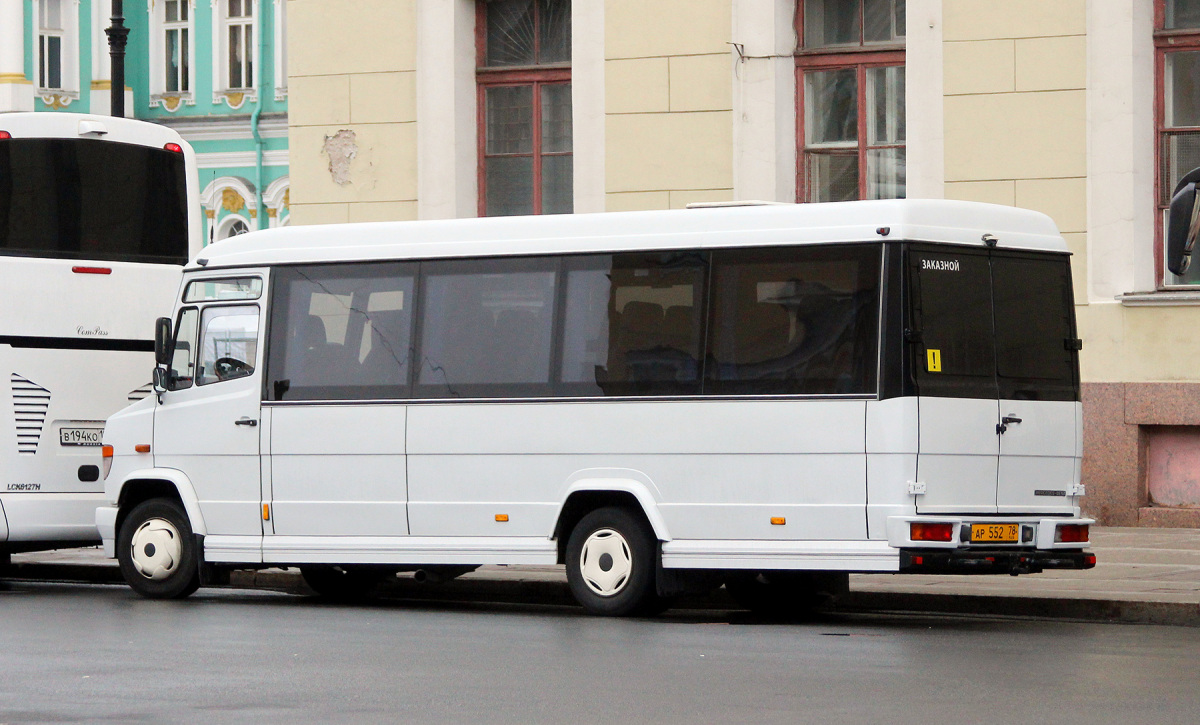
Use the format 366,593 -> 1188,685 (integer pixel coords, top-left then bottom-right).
6,562 -> 1197,627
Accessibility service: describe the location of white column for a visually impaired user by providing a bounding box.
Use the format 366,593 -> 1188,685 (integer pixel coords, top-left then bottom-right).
905,0 -> 944,199
0,0 -> 35,111
731,0 -> 797,203
1087,0 -> 1156,298
571,0 -> 605,213
416,0 -> 478,219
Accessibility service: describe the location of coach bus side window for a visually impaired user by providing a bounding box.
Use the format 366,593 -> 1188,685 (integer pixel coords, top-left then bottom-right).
415,257 -> 557,398
266,263 -> 416,401
168,307 -> 199,390
196,305 -> 259,385
705,245 -> 881,395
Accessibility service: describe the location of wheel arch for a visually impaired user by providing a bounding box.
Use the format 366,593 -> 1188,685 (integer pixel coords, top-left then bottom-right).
552,474 -> 670,564
114,469 -> 207,538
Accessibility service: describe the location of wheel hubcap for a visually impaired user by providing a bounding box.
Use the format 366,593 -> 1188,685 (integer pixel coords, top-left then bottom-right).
579,528 -> 632,597
129,517 -> 182,581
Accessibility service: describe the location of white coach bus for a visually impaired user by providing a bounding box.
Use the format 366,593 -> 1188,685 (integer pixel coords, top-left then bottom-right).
98,200 -> 1095,615
1,113 -> 199,560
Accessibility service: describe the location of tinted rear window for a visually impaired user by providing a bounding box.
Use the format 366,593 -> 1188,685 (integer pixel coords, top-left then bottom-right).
0,138 -> 188,264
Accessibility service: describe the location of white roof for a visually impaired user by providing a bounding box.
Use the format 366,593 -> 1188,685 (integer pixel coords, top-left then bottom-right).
193,199 -> 1066,270
0,111 -> 186,148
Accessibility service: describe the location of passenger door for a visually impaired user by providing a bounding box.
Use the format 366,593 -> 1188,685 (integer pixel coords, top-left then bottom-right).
154,279 -> 266,539
263,263 -> 415,540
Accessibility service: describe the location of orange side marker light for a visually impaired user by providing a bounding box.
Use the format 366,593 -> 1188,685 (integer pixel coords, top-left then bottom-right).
134,444 -> 151,453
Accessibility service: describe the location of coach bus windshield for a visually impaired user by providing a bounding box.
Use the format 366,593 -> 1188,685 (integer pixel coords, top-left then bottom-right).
0,137 -> 189,265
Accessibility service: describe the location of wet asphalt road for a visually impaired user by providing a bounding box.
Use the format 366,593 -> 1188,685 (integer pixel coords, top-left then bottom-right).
2,582 -> 1199,724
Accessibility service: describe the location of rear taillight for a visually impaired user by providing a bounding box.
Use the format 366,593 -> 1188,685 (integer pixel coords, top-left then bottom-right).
1056,523 -> 1089,543
910,522 -> 954,542
101,445 -> 113,480
0,130 -> 11,139
164,142 -> 183,153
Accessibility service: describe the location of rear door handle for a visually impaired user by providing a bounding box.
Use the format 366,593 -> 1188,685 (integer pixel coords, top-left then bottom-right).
996,415 -> 1022,435
235,417 -> 258,427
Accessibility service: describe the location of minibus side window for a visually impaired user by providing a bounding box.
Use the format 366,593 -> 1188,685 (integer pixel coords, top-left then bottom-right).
169,307 -> 199,390
562,252 -> 706,397
196,305 -> 260,385
415,257 -> 557,398
705,244 -> 881,395
266,263 -> 416,401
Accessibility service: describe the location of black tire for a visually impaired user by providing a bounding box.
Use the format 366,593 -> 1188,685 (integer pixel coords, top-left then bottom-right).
117,498 -> 201,599
724,571 -> 845,618
300,565 -> 382,600
565,506 -> 663,617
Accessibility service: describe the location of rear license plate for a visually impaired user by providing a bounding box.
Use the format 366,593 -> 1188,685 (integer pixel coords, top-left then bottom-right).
971,523 -> 1019,543
59,427 -> 103,446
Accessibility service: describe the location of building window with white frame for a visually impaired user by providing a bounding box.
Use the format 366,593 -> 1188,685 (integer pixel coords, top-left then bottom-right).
796,0 -> 905,203
225,0 -> 255,90
164,0 -> 191,93
37,0 -> 65,90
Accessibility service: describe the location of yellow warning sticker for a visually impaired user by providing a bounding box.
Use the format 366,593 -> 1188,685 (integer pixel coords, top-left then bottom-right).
927,349 -> 942,372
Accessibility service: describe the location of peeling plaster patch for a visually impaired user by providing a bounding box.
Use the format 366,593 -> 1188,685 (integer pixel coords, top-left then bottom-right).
323,130 -> 358,185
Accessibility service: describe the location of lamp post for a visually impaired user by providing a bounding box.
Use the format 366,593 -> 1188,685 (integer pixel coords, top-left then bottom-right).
105,0 -> 129,117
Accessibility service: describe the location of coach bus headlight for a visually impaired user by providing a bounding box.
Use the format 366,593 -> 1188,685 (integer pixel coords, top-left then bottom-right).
101,444 -> 113,480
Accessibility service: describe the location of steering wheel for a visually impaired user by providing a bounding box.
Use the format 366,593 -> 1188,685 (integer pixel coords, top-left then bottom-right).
213,356 -> 252,381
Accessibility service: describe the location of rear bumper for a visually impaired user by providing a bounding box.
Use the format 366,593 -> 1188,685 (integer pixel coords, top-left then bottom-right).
899,548 -> 1096,575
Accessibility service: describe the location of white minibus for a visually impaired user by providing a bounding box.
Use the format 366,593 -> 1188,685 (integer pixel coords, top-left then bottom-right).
1,113 -> 200,562
98,200 -> 1095,615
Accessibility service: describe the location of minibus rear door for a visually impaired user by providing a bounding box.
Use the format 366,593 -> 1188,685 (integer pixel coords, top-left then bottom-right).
908,247 -> 1000,514
992,253 -> 1080,514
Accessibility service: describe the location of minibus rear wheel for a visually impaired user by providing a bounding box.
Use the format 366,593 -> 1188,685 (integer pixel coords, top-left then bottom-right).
116,498 -> 201,599
566,506 -> 663,617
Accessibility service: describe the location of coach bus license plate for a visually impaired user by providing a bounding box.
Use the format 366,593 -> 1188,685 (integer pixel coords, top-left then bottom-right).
971,523 -> 1019,543
60,427 -> 103,446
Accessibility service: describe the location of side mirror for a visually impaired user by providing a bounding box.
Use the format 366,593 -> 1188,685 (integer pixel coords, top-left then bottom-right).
1166,167 -> 1200,276
152,366 -> 169,393
154,317 -> 173,366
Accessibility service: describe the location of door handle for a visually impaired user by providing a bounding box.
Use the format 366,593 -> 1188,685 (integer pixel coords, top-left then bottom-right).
996,415 -> 1022,435
235,417 -> 258,427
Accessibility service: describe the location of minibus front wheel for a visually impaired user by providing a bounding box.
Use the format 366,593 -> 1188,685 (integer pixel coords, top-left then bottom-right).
116,498 -> 201,599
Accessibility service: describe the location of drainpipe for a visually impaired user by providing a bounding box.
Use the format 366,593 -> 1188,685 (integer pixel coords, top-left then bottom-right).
250,0 -> 268,229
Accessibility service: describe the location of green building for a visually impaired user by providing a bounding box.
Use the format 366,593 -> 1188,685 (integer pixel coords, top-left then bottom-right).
0,0 -> 289,243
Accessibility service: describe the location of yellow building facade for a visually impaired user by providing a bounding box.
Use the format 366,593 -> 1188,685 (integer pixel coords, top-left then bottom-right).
285,0 -> 1200,528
